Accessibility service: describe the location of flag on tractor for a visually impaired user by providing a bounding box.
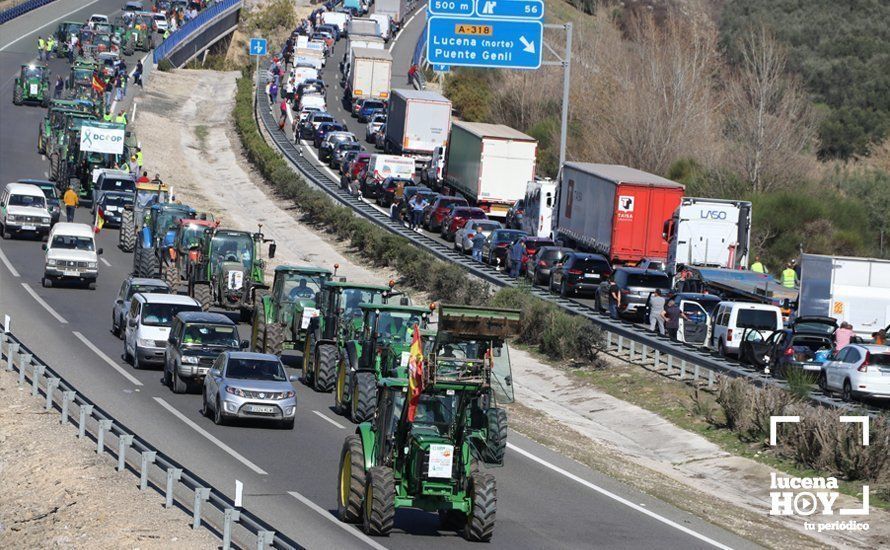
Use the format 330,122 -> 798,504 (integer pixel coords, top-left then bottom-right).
93,207 -> 105,233
406,323 -> 424,422
92,74 -> 104,94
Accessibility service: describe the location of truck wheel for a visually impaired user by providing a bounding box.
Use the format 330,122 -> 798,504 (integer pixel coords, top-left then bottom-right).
333,359 -> 347,415
464,473 -> 497,542
265,322 -> 285,356
481,408 -> 508,464
172,368 -> 188,394
161,263 -> 179,293
337,434 -> 366,523
193,283 -> 212,311
119,210 -> 136,252
251,303 -> 268,353
314,344 -> 338,392
362,466 -> 395,536
13,86 -> 23,105
351,371 -> 377,423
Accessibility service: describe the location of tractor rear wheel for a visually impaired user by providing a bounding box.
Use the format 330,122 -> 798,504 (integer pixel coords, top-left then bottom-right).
119,210 -> 136,252
13,86 -> 23,105
464,473 -> 497,542
251,302 -> 268,353
350,371 -> 377,423
333,359 -> 347,415
136,248 -> 160,278
337,435 -> 365,523
362,466 -> 395,536
314,344 -> 338,392
481,408 -> 508,464
193,283 -> 212,311
161,263 -> 179,293
49,153 -> 59,181
302,334 -> 316,386
265,322 -> 285,356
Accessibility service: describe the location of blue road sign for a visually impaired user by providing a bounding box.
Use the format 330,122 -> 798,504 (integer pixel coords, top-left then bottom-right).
249,38 -> 267,56
428,0 -> 474,17
426,16 -> 543,69
476,0 -> 544,20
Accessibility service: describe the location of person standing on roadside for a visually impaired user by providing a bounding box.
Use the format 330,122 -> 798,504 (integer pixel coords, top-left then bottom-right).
608,276 -> 621,319
781,262 -> 798,288
409,194 -> 426,230
648,289 -> 666,335
509,239 -> 524,277
662,299 -> 689,341
54,76 -> 64,98
835,322 -> 854,351
37,36 -> 46,61
63,185 -> 78,222
133,60 -> 144,88
750,255 -> 767,274
471,229 -> 486,262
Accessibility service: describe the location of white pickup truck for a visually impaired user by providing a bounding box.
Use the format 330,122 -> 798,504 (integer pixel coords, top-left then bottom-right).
42,222 -> 103,290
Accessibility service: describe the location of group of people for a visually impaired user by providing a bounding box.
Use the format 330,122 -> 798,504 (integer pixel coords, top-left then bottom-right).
750,255 -> 801,289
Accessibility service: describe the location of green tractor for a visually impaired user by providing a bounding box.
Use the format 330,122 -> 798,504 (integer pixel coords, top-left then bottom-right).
13,64 -> 50,107
301,280 -> 394,392
132,203 -> 197,278
333,303 -> 435,423
337,304 -> 520,540
38,99 -> 96,155
54,21 -> 84,56
66,58 -> 99,103
187,226 -> 277,321
121,24 -> 153,55
50,119 -> 127,201
159,216 -> 218,292
251,265 -> 335,354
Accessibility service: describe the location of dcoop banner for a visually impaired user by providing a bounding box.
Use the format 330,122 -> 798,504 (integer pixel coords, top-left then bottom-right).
79,125 -> 125,155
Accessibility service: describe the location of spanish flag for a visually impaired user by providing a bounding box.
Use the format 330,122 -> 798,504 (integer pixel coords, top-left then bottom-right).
93,207 -> 105,233
92,74 -> 105,94
406,323 -> 424,422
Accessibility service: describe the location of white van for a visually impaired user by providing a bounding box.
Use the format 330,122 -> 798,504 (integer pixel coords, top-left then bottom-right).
369,13 -> 391,41
42,222 -> 102,289
1,182 -> 52,240
710,301 -> 784,357
299,93 -> 326,112
124,293 -> 201,369
322,11 -> 350,34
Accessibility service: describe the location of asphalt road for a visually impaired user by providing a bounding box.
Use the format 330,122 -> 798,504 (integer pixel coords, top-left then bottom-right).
1,4 -> 758,549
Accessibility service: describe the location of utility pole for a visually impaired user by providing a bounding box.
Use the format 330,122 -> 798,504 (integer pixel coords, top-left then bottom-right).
542,22 -> 573,170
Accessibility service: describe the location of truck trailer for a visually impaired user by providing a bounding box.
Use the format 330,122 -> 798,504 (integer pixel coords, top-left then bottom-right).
799,254 -> 890,338
431,121 -> 537,219
347,18 -> 380,38
384,89 -> 452,166
347,48 -> 392,102
664,197 -> 752,274
374,0 -> 407,27
554,163 -> 685,264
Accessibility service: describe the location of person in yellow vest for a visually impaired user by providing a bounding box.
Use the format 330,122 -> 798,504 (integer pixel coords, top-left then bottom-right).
115,111 -> 127,124
102,110 -> 113,122
750,256 -> 767,274
781,262 -> 798,288
135,147 -> 143,168
37,36 -> 46,61
46,36 -> 55,59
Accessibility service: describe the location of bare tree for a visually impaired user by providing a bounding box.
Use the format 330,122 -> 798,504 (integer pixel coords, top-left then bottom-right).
723,24 -> 816,193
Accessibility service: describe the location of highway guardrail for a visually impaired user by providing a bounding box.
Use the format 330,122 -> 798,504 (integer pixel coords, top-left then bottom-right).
0,0 -> 57,25
153,0 -> 242,66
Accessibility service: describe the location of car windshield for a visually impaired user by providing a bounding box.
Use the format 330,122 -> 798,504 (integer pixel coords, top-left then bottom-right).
182,324 -> 238,347
338,143 -> 361,153
438,198 -> 467,209
329,134 -> 355,144
210,232 -> 253,269
412,392 -> 457,432
737,309 -> 780,330
795,321 -> 837,335
10,194 -> 46,208
541,249 -> 566,261
225,358 -> 287,381
100,177 -> 134,192
870,353 -> 890,366
374,311 -> 424,344
51,235 -> 94,250
135,189 -> 164,209
283,273 -> 325,301
472,221 -> 500,232
626,274 -> 670,288
363,101 -> 384,110
494,230 -> 526,243
36,185 -> 58,199
525,239 -> 554,250
127,284 -> 168,299
312,115 -> 334,124
141,303 -> 200,327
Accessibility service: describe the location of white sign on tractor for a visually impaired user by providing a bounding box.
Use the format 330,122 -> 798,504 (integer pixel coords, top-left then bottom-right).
79,125 -> 125,155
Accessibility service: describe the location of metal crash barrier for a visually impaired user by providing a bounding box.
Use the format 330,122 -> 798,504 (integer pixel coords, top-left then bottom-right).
153,0 -> 242,67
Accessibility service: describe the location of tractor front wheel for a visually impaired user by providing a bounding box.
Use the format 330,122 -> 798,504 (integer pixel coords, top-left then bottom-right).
337,435 -> 365,523
350,371 -> 377,423
161,263 -> 179,293
362,466 -> 395,536
119,210 -> 136,252
135,247 -> 160,278
464,472 -> 497,542
13,85 -> 23,105
333,359 -> 347,415
302,334 -> 316,385
482,408 -> 508,464
314,344 -> 338,392
265,322 -> 285,356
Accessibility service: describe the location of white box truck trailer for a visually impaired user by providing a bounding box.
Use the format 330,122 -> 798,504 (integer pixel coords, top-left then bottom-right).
384,89 -> 452,167
437,121 -> 537,219
348,18 -> 380,38
374,0 -> 407,27
348,48 -> 392,101
664,197 -> 752,274
522,178 -> 557,238
799,254 -> 890,338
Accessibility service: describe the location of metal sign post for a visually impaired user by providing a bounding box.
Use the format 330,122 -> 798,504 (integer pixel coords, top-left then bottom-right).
542,23 -> 573,171
249,37 -> 267,96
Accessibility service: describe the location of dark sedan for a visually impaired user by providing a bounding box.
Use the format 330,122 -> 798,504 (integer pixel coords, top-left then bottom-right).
550,253 -> 612,297
319,132 -> 356,162
506,236 -> 555,276
377,177 -> 415,208
482,229 -> 528,269
526,246 -> 572,286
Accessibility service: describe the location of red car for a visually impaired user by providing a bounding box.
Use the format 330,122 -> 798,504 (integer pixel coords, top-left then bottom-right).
441,206 -> 487,241
423,196 -> 469,232
508,236 -> 555,275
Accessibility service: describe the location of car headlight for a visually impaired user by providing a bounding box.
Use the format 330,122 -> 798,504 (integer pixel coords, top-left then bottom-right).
47,259 -> 57,266
182,355 -> 200,364
137,338 -> 156,348
87,262 -> 98,269
7,215 -> 18,222
225,386 -> 246,397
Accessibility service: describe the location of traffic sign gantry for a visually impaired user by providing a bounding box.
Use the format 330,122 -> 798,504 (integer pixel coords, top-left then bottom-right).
476,0 -> 544,19
426,16 -> 543,69
249,38 -> 267,56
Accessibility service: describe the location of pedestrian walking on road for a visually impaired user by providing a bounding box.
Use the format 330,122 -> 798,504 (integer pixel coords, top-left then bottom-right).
278,98 -> 288,130
471,229 -> 486,262
648,289 -> 666,335
750,255 -> 767,274
781,262 -> 798,288
268,82 -> 279,108
46,36 -> 55,59
133,60 -> 143,88
62,185 -> 78,222
509,239 -> 524,277
390,197 -> 401,222
128,155 -> 139,176
608,276 -> 621,319
662,299 -> 689,341
37,36 -> 46,61
54,76 -> 64,98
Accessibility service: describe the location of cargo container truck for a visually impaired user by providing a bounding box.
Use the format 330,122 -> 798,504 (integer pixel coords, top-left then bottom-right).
384,89 -> 452,167
664,197 -> 752,274
346,48 -> 392,102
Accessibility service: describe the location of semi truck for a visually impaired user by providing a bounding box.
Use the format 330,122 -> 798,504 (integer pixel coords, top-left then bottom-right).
347,18 -> 380,38
554,163 -> 685,264
664,197 -> 752,274
427,121 -> 537,219
346,48 -> 392,102
374,0 -> 407,28
799,254 -> 890,338
384,89 -> 452,167
521,178 -> 557,238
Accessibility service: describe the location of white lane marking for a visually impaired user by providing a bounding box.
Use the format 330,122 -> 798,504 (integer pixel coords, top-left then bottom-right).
312,409 -> 345,429
100,257 -> 111,267
0,0 -> 103,51
72,330 -> 143,386
389,9 -> 423,53
153,397 -> 269,475
506,443 -> 734,550
0,247 -> 20,277
288,490 -> 389,550
21,282 -> 67,323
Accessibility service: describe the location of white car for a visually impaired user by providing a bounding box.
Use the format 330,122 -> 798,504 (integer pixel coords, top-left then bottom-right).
1,182 -> 52,240
365,113 -> 385,142
89,14 -> 109,24
124,293 -> 201,370
821,344 -> 890,402
152,13 -> 169,32
42,223 -> 102,289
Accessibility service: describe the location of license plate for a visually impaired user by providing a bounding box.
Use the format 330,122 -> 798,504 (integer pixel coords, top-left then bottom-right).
63,270 -> 79,277
22,225 -> 36,231
584,273 -> 599,279
248,405 -> 275,414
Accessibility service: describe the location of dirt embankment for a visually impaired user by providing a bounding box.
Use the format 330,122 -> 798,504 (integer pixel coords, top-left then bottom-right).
0,371 -> 218,549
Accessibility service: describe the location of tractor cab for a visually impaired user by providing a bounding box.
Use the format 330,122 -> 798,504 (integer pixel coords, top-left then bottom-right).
132,202 -> 196,278
262,266 -> 334,350
13,64 -> 50,106
160,216 -> 217,292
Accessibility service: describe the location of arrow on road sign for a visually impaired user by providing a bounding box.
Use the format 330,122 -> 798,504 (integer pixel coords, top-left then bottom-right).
480,1 -> 496,14
520,36 -> 535,54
